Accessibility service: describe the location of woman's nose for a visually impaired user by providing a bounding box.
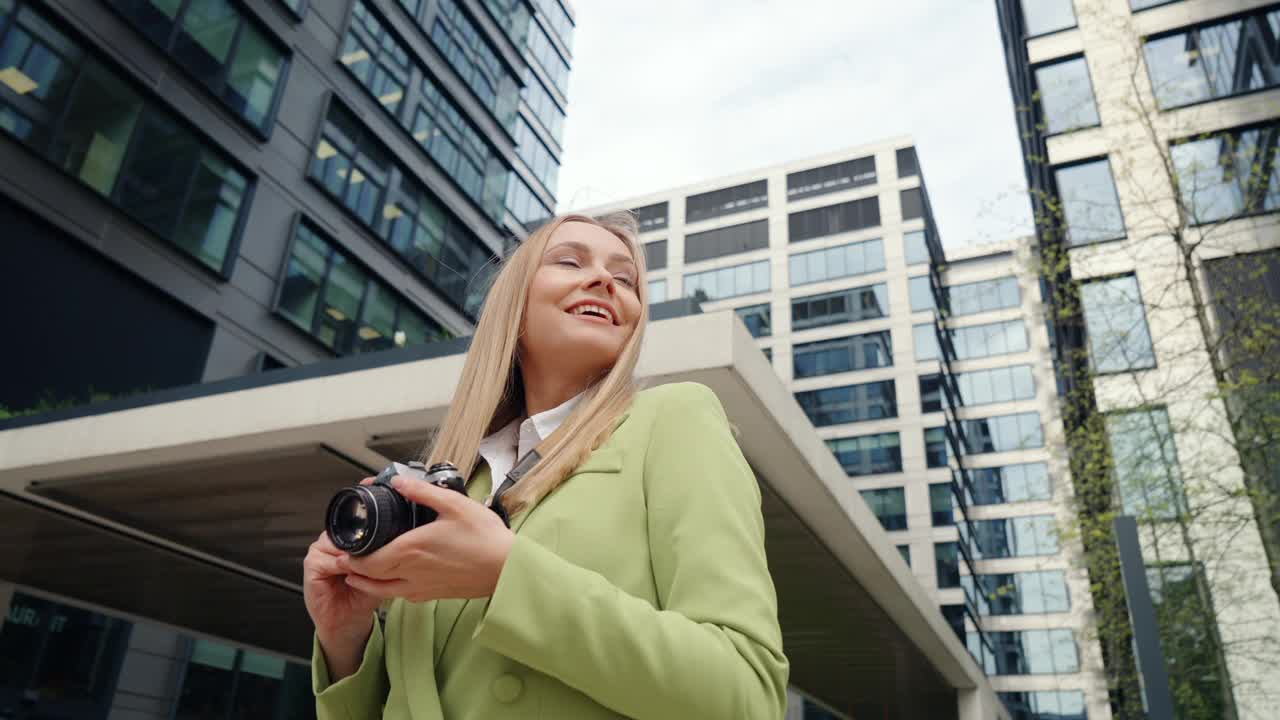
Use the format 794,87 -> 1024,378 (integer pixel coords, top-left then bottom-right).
585,266 -> 616,294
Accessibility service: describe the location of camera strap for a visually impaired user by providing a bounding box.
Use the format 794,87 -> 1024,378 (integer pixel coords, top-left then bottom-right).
486,450 -> 541,528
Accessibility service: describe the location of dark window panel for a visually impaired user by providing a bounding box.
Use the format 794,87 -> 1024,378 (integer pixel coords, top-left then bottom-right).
941,604 -> 965,642
1144,9 -> 1280,110
791,283 -> 889,331
521,67 -> 564,144
977,630 -> 1079,675
900,187 -> 924,220
1033,55 -> 1099,135
965,571 -> 1070,616
686,180 -> 768,223
481,0 -> 532,50
896,147 -> 919,178
827,432 -> 903,477
959,412 -> 1044,454
794,380 -> 898,427
786,155 -> 876,201
789,238 -> 885,285
930,482 -> 954,526
859,487 -> 907,530
1147,563 -> 1230,719
969,463 -> 1052,504
792,330 -> 893,378
925,426 -> 948,468
734,303 -> 771,338
513,115 -> 558,195
935,541 -> 960,588
633,202 -> 668,232
788,195 -> 880,242
525,14 -> 569,94
897,544 -> 911,566
684,219 -> 769,263
969,515 -> 1058,558
506,174 -> 551,229
643,239 -> 667,271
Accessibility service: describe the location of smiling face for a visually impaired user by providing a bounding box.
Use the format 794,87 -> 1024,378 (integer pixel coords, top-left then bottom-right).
519,221 -> 642,385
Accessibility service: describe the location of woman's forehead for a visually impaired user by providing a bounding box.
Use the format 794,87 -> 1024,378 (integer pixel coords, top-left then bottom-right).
548,221 -> 632,257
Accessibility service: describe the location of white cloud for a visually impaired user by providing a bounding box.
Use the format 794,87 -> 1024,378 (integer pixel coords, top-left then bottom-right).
556,0 -> 1035,247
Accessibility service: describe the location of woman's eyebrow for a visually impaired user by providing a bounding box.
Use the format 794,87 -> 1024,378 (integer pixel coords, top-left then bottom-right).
545,240 -> 635,267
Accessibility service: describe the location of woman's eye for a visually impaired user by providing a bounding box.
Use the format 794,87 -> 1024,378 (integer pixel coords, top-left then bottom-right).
615,275 -> 636,287
556,258 -> 581,268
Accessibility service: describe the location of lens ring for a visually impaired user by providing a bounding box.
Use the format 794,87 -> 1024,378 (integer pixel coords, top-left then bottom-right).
327,486 -> 380,555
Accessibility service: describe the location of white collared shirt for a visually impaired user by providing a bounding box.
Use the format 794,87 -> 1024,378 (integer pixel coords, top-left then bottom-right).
476,392 -> 583,503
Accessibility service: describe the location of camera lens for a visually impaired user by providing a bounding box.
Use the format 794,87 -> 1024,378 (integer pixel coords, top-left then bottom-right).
325,484 -> 412,556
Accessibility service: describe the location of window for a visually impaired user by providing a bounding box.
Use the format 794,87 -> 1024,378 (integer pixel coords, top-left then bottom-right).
683,260 -> 770,301
1171,122 -> 1280,223
965,571 -> 1069,616
970,515 -> 1059,558
1055,158 -> 1125,245
935,541 -> 960,588
685,220 -> 769,263
999,691 -> 1087,720
647,279 -> 667,304
513,116 -> 558,193
108,0 -> 287,134
909,275 -> 935,312
896,147 -> 918,178
794,380 -> 898,427
686,180 -> 768,223
1106,407 -> 1184,518
406,0 -> 519,128
786,155 -> 876,200
978,630 -> 1079,675
904,230 -> 930,265
1148,563 -> 1229,719
859,487 -> 907,530
900,187 -> 924,221
925,427 -> 948,468
914,323 -> 941,361
735,303 -> 771,338
277,220 -> 449,354
946,276 -> 1020,316
525,19 -> 569,95
941,604 -> 966,642
920,366 -> 1036,411
789,239 -> 885,286
969,463 -> 1052,504
897,544 -> 911,566
789,196 -> 880,242
481,0 -> 531,49
792,331 -> 892,378
643,240 -> 667,270
175,638 -> 311,719
0,2 -> 250,276
342,2 -> 410,114
930,482 -> 954,526
1079,275 -> 1156,372
1020,0 -> 1076,37
1144,9 -> 1280,110
827,432 -> 902,476
634,202 -> 668,232
1033,56 -> 1099,135
310,100 -> 496,318
791,283 -> 888,331
506,174 -> 551,229
959,412 -> 1044,454
521,68 -> 564,143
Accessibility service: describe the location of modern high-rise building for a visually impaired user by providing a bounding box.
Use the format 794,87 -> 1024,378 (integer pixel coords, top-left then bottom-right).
994,1 -> 1280,719
0,0 -> 572,715
577,139 -> 1110,720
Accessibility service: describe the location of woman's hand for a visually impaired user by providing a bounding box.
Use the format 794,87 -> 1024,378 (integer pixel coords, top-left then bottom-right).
337,475 -> 516,602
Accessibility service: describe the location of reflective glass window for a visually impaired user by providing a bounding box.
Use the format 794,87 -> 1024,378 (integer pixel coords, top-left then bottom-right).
1144,9 -> 1280,110
643,239 -> 667,270
904,229 -> 930,265
786,155 -> 876,200
1034,56 -> 1099,135
935,541 -> 960,588
969,462 -> 1052,504
401,0 -> 518,128
526,19 -> 569,95
859,487 -> 907,530
686,180 -> 768,223
793,330 -> 892,378
685,220 -> 769,263
925,427 -> 948,468
1055,158 -> 1125,245
482,0 -> 531,49
896,146 -> 918,178
946,276 -> 1021,316
521,68 -> 564,143
949,320 -> 1030,360
960,412 -> 1044,454
966,571 -> 1070,616
999,690 -> 1087,720
909,275 -> 934,312
913,323 -> 940,360
634,202 -> 667,232
514,115 -> 558,193
647,279 -> 667,304
506,173 -> 551,229
684,260 -> 770,301
788,196 -> 880,242
1171,122 -> 1280,223
1080,274 -> 1156,372
789,238 -> 885,286
536,0 -> 573,50
794,380 -> 898,427
1147,563 -> 1229,719
1021,0 -> 1076,37
791,283 -> 888,331
1107,407 -> 1184,518
900,187 -> 924,220
980,630 -> 1079,675
735,303 -> 772,338
923,365 -> 1036,408
930,482 -> 954,526
970,515 -> 1059,558
827,432 -> 903,476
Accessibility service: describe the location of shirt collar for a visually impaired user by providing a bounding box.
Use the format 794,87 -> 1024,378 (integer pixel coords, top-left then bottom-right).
477,391 -> 585,464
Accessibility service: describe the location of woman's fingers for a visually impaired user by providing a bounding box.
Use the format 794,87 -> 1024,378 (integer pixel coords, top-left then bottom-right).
344,573 -> 409,599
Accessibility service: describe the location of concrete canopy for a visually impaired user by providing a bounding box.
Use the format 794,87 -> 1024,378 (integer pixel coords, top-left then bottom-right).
0,311 -> 1003,719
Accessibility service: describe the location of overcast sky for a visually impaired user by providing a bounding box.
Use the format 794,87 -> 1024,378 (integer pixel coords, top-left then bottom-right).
555,0 -> 1036,248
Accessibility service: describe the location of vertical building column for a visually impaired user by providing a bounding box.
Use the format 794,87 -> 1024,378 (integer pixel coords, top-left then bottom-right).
958,685 -> 1005,720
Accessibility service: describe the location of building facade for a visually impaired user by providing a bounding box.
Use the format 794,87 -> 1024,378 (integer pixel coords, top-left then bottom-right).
994,0 -> 1280,718
0,0 -> 572,716
577,140 -> 1110,720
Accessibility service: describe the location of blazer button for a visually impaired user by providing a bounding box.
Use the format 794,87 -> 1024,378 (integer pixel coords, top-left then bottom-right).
491,674 -> 524,703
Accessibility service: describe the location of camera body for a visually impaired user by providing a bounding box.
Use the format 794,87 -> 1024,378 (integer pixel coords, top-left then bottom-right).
325,461 -> 467,556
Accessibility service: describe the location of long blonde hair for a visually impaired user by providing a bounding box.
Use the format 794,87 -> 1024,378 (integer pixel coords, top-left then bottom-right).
422,212 -> 649,516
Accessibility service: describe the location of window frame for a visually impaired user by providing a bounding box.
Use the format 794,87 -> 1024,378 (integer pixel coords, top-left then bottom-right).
1079,272 -> 1158,374
1031,53 -> 1101,137
1168,119 -> 1280,226
1052,155 -> 1128,246
1020,0 -> 1078,39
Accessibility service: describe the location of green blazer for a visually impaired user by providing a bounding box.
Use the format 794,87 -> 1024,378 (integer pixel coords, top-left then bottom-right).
311,382 -> 789,719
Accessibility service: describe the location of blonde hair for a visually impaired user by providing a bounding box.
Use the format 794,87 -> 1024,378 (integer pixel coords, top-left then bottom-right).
422,212 -> 649,516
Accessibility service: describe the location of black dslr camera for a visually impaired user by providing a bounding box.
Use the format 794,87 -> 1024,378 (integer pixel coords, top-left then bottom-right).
325,461 -> 466,556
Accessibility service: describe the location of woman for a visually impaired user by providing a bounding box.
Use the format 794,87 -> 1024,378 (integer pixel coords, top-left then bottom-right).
303,212 -> 789,719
